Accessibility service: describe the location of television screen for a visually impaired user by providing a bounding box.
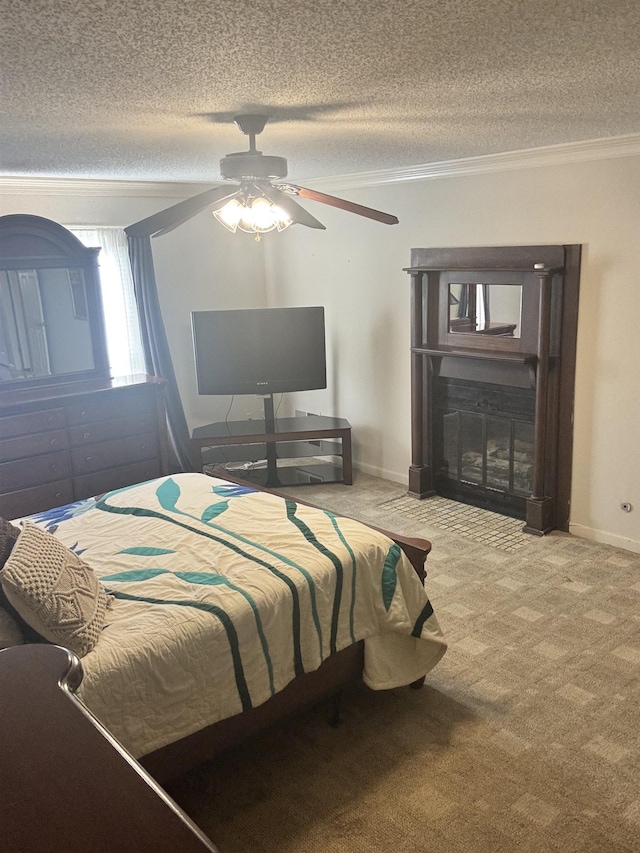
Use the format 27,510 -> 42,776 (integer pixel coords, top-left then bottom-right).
192,306 -> 326,396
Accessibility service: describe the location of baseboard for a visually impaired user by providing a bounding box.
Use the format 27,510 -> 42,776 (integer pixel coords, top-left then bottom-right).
569,523 -> 640,555
355,460 -> 407,486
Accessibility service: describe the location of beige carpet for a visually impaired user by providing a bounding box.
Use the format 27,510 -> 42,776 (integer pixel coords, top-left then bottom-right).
168,474 -> 640,852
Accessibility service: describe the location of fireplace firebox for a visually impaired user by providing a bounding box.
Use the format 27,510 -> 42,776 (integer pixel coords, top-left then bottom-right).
433,378 -> 535,518
406,245 -> 581,534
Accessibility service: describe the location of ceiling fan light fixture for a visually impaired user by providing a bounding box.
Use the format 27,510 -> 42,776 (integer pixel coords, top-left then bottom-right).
213,198 -> 245,232
126,114 -> 397,239
213,195 -> 292,238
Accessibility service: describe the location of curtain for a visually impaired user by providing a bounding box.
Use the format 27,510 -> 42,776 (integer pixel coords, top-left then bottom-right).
71,228 -> 146,377
126,234 -> 192,473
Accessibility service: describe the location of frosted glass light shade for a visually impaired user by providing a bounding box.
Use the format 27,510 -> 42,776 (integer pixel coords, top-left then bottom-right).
213,196 -> 292,235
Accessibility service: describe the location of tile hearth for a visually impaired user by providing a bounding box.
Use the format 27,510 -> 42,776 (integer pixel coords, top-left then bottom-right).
381,494 -> 534,551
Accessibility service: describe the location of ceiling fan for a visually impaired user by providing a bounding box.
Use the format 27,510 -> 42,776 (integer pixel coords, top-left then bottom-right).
126,114 -> 399,239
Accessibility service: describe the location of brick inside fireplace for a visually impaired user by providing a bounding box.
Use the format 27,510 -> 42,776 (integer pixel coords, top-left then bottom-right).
433,378 -> 536,519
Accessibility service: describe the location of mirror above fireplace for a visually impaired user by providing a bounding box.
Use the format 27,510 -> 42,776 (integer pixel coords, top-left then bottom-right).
448,282 -> 523,338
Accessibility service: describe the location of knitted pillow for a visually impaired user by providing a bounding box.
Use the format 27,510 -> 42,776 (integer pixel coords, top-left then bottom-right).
0,521 -> 110,657
0,606 -> 24,649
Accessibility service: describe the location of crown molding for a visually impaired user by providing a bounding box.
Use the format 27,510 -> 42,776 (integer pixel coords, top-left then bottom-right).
1,133 -> 639,196
0,176 -> 212,197
304,133 -> 640,191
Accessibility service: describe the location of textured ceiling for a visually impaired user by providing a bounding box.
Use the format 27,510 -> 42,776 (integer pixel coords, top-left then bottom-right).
1,0 -> 639,182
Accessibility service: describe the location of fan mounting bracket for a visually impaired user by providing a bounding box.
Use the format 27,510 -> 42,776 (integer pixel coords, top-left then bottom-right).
234,114 -> 269,137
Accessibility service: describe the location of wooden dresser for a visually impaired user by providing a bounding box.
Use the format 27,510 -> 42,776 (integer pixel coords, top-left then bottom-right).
0,374 -> 169,518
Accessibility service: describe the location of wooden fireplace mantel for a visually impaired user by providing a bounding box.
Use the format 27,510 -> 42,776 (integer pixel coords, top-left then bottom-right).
405,245 -> 581,534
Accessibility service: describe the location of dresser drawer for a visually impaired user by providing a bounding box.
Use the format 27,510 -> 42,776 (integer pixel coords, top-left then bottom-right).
74,459 -> 162,501
66,394 -> 155,426
0,451 -> 72,492
0,480 -> 75,520
70,432 -> 158,475
125,432 -> 159,463
0,429 -> 69,463
0,408 -> 66,439
68,413 -> 158,446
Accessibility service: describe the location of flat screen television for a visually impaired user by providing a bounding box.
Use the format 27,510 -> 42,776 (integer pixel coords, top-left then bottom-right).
191,306 -> 326,396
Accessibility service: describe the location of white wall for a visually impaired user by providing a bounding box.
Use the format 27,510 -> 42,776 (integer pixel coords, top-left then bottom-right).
150,214 -> 267,428
264,155 -> 640,553
0,189 -> 170,227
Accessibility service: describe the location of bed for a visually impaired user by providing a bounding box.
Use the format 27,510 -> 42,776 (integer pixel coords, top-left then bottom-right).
3,472 -> 446,781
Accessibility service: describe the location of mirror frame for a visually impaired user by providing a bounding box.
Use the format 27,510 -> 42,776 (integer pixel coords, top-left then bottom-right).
439,270 -> 541,354
0,214 -> 110,390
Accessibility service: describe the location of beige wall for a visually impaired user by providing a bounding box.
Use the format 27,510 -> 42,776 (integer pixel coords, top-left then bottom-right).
265,156 -> 640,553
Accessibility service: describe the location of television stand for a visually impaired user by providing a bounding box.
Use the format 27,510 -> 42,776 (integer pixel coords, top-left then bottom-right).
191,406 -> 352,488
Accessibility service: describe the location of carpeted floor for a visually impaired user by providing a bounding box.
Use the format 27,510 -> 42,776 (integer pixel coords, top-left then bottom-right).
168,474 -> 640,852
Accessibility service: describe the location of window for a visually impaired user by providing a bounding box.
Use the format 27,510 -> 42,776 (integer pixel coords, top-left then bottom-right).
71,228 -> 146,377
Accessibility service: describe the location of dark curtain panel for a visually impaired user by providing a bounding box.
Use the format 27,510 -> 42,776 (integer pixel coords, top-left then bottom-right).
126,234 -> 192,472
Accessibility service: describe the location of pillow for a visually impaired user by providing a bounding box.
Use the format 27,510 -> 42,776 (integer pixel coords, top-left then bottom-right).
0,516 -> 44,643
0,606 -> 24,649
0,516 -> 20,568
0,521 -> 110,657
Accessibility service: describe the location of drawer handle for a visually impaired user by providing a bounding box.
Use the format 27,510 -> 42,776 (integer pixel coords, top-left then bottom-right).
83,432 -> 91,440
85,456 -> 93,462
81,410 -> 87,418
55,492 -> 62,499
50,438 -> 57,446
47,416 -> 55,425
50,464 -> 57,472
139,444 -> 146,450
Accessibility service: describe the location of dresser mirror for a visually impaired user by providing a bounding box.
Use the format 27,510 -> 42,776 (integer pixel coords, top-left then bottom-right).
0,214 -> 110,389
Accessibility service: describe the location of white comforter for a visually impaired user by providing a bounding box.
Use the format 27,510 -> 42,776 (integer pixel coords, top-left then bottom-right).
29,473 -> 446,757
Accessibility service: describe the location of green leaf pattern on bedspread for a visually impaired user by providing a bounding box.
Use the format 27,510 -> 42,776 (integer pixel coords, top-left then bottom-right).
94,477 -> 329,690
381,543 -> 401,611
28,473 -> 445,755
117,546 -> 176,556
200,501 -> 229,522
284,499 -> 345,655
102,566 -> 276,697
156,476 -> 182,512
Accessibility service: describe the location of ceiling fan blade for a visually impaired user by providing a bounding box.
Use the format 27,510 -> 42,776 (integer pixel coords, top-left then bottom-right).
125,186 -> 240,238
289,185 -> 399,225
258,184 -> 326,230
151,190 -> 243,238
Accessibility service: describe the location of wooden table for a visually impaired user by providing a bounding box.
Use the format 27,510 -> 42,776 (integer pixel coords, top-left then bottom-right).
191,415 -> 352,487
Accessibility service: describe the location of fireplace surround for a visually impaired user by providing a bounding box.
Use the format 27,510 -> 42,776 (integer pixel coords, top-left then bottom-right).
406,245 -> 581,534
